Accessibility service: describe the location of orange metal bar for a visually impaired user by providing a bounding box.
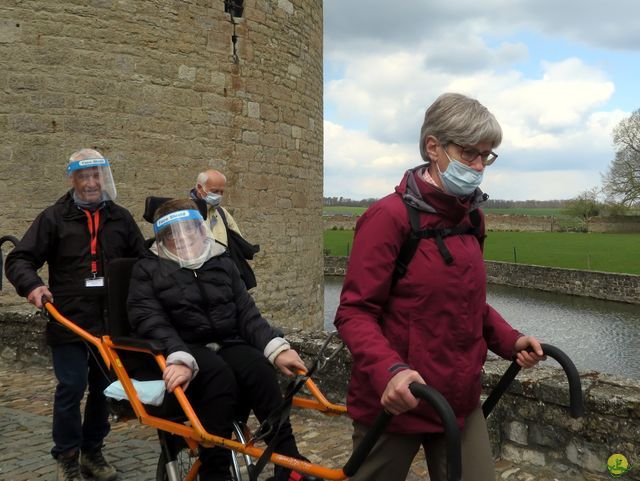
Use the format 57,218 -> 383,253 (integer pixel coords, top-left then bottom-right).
44,301 -> 352,480
299,378 -> 347,414
44,302 -> 111,369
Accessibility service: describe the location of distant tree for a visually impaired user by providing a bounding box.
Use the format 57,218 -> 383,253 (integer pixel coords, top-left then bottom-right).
561,188 -> 601,231
600,201 -> 630,217
602,108 -> 640,206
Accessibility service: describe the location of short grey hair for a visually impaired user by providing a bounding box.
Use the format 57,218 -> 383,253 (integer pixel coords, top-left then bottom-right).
195,169 -> 226,189
419,93 -> 502,162
68,148 -> 104,163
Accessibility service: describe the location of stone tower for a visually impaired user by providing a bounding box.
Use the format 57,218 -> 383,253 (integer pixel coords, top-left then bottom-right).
0,1 -> 324,329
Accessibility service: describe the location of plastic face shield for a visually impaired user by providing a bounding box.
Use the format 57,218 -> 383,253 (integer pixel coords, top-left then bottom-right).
154,210 -> 211,268
67,158 -> 117,202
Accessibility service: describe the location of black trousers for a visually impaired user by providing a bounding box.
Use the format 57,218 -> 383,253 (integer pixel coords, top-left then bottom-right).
186,343 -> 301,480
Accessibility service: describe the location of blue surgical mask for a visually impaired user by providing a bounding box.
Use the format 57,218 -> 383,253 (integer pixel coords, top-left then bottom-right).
204,192 -> 222,206
437,152 -> 483,196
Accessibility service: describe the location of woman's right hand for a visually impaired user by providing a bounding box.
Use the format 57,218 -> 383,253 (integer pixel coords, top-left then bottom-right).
381,369 -> 426,415
163,364 -> 193,392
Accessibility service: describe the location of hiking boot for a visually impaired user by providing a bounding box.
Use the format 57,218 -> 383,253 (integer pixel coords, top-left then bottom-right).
56,451 -> 84,481
80,448 -> 117,481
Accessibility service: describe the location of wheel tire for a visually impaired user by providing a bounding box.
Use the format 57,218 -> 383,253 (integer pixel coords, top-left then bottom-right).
156,444 -> 199,481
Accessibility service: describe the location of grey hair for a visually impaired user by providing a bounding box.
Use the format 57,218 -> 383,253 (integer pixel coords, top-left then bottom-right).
419,93 -> 502,162
195,169 -> 226,189
68,148 -> 104,163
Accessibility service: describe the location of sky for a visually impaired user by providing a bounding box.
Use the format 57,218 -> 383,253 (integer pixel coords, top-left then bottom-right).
322,0 -> 640,201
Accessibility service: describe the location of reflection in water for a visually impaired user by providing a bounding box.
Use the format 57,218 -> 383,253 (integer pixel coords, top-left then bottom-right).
324,276 -> 640,380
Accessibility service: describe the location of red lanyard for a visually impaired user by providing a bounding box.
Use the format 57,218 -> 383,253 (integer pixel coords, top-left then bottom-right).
82,209 -> 100,276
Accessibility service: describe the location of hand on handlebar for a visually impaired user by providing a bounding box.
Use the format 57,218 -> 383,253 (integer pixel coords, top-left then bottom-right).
163,364 -> 193,393
274,349 -> 307,377
514,335 -> 546,369
381,369 -> 425,415
27,286 -> 53,309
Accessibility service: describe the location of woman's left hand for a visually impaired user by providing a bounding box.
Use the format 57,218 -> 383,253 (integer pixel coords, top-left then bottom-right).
274,349 -> 307,376
514,336 -> 546,369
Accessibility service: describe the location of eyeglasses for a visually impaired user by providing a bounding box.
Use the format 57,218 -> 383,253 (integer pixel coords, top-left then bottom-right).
448,142 -> 498,166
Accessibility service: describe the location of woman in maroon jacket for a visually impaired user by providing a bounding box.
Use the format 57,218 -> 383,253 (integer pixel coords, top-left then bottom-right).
334,93 -> 544,481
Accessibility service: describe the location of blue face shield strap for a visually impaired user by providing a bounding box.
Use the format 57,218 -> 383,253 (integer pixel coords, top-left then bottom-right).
66,158 -> 110,175
153,209 -> 204,234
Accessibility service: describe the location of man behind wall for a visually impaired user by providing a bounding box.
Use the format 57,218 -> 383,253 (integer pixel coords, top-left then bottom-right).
190,169 -> 259,289
5,148 -> 145,481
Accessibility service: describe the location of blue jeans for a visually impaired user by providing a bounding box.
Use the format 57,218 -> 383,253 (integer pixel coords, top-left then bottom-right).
50,342 -> 111,458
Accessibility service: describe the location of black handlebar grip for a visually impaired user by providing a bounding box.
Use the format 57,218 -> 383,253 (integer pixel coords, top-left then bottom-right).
409,383 -> 461,481
343,383 -> 462,481
342,410 -> 392,477
482,343 -> 584,418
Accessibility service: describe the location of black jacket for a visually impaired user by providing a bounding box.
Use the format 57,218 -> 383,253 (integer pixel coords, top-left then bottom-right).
5,192 -> 145,344
127,251 -> 279,357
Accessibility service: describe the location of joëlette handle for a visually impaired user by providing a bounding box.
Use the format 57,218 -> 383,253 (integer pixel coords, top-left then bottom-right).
343,382 -> 462,481
482,343 -> 584,419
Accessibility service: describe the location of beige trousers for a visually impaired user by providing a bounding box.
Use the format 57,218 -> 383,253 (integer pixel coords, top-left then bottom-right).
349,406 -> 495,481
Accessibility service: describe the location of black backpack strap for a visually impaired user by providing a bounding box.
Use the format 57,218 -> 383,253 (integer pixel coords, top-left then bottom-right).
216,206 -> 229,229
392,204 -> 484,285
469,208 -> 484,244
391,204 -> 422,288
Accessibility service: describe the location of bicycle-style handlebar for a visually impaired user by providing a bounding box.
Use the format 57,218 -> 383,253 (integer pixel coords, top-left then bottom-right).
343,383 -> 462,481
482,343 -> 584,418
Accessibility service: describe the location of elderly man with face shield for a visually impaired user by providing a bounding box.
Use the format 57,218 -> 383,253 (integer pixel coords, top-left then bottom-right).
5,148 -> 145,481
334,93 -> 545,481
127,199 -> 314,481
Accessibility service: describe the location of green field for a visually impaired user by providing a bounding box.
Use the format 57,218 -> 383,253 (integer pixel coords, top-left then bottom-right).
324,230 -> 640,275
323,206 -> 368,216
483,208 -> 562,217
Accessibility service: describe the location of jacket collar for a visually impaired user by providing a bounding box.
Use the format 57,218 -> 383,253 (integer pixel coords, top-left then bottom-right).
58,190 -> 121,221
396,164 -> 487,224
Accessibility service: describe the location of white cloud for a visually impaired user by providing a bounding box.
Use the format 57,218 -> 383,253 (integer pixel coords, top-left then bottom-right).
324,121 -> 418,199
482,169 -> 602,201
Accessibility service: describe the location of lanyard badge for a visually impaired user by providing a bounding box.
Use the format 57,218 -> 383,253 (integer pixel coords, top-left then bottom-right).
82,209 -> 105,288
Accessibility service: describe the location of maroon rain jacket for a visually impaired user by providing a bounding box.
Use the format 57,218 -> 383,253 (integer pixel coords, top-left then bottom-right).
334,165 -> 521,433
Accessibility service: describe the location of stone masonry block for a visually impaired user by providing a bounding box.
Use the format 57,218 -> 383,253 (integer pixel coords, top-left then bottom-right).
505,420 -> 528,445
502,443 -> 546,466
248,101 -> 260,118
566,440 -> 606,473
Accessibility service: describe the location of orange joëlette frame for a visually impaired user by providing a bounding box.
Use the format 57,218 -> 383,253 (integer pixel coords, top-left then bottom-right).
44,301 -> 350,481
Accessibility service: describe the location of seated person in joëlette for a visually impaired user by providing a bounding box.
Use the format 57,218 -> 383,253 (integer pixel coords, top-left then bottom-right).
127,198 -> 314,481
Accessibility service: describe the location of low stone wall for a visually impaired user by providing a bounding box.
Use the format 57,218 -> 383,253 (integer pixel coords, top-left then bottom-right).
1,316 -> 638,480
290,332 -> 640,481
323,214 -> 640,233
485,260 -> 640,305
324,256 -> 640,305
323,214 -> 360,230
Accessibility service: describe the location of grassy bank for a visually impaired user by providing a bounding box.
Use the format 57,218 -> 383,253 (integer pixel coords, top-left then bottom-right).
324,230 -> 640,275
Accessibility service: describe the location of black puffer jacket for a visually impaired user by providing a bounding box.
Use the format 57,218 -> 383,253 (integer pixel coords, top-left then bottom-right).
5,192 -> 145,344
127,251 -> 280,357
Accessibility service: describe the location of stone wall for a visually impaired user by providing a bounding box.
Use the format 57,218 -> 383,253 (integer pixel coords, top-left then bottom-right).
322,214 -> 640,233
323,214 -> 360,230
485,260 -> 640,305
291,332 -> 640,481
324,256 -> 640,305
0,0 -> 324,329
